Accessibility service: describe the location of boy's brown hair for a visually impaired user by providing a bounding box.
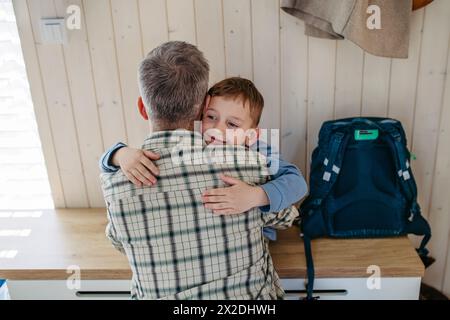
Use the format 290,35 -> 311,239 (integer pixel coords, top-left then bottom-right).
207,77 -> 264,126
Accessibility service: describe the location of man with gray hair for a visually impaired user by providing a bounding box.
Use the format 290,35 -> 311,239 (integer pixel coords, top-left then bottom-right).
100,41 -> 298,300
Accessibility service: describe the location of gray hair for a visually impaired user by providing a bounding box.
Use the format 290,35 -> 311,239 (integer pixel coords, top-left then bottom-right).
138,41 -> 209,127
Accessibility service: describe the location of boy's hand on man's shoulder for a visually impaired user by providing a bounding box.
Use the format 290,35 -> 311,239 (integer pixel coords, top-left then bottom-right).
114,147 -> 161,187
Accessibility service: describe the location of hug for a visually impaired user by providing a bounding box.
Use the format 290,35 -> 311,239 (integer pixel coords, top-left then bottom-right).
99,41 -> 308,300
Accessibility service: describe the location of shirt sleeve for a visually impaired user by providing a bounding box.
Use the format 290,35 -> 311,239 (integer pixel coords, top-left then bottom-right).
105,205 -> 125,255
99,142 -> 127,173
253,141 -> 308,213
262,205 -> 300,229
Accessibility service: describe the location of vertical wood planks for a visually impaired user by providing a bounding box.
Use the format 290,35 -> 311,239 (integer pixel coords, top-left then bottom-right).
251,0 -> 281,131
138,0 -> 169,55
194,0 -> 226,86
111,0 -> 148,148
222,0 -> 253,80
424,26 -> 450,292
280,9 -> 308,173
166,0 -> 196,44
83,0 -> 127,148
306,37 -> 336,178
361,54 -> 391,117
27,0 -> 88,207
388,10 -> 425,145
334,40 -> 364,119
54,0 -> 104,207
411,0 -> 450,221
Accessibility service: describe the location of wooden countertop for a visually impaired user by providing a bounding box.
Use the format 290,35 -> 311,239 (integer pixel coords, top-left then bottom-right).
0,209 -> 424,280
269,227 -> 425,278
0,209 -> 131,280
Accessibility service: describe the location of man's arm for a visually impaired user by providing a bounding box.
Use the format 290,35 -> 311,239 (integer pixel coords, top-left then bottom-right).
105,206 -> 125,254
262,205 -> 299,230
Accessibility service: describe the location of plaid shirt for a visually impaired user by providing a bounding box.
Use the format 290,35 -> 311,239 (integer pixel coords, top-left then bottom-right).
100,130 -> 299,300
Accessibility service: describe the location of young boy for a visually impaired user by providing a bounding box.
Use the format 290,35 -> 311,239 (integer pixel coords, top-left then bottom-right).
99,77 -> 308,240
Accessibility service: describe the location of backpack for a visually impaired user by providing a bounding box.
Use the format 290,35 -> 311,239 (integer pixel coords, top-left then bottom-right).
300,117 -> 431,300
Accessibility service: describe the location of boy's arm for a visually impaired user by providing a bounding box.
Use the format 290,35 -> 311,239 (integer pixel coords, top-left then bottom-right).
99,143 -> 161,186
202,143 -> 308,215
259,157 -> 308,212
254,141 -> 308,213
99,142 -> 127,173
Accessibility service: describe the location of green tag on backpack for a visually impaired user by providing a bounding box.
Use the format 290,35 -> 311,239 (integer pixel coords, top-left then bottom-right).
355,129 -> 379,141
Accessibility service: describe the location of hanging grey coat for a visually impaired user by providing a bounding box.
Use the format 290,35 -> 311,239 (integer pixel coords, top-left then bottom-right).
281,0 -> 413,58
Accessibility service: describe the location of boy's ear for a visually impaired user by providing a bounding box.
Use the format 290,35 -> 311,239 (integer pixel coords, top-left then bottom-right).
138,97 -> 149,120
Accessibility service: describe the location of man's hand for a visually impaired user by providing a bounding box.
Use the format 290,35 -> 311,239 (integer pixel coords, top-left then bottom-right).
202,174 -> 269,215
113,147 -> 160,187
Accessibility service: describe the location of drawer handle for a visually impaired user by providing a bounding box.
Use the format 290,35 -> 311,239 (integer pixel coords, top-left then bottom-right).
76,291 -> 131,298
285,289 -> 348,296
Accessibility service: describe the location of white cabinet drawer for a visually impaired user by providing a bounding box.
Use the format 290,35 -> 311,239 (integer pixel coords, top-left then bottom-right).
7,277 -> 421,300
8,280 -> 132,300
280,277 -> 421,300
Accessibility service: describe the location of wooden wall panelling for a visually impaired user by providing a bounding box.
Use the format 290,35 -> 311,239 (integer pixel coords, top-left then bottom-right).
280,9 -> 308,173
55,0 -> 104,207
82,0 -> 127,149
110,0 -> 147,148
27,0 -> 88,207
222,0 -> 253,80
411,0 -> 450,221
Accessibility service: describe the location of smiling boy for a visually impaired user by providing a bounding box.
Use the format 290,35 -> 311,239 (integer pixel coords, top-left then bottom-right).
100,77 -> 307,240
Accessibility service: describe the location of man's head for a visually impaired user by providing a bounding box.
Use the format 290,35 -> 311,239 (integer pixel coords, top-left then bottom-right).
202,77 -> 264,146
137,41 -> 209,131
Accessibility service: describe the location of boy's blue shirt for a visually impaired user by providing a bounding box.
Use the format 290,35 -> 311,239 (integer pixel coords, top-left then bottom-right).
99,140 -> 308,241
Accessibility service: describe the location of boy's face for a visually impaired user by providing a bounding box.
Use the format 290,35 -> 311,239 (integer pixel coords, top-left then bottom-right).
202,96 -> 258,146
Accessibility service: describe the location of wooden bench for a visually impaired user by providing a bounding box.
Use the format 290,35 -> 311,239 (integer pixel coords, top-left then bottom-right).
0,209 -> 424,299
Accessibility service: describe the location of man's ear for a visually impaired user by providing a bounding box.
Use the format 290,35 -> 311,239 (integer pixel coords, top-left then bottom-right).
138,97 -> 149,120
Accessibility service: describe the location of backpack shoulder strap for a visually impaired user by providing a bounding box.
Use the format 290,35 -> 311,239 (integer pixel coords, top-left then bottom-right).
381,123 -> 431,257
303,235 -> 320,300
302,131 -> 350,301
302,131 -> 350,215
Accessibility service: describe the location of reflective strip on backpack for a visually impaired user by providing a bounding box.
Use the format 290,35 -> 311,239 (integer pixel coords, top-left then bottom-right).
403,171 -> 411,181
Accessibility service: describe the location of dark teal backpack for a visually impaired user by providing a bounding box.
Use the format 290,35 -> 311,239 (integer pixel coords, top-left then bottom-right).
300,117 -> 431,300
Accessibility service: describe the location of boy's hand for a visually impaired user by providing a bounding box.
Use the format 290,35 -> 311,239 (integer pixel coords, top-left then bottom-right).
114,147 -> 160,187
202,174 -> 269,215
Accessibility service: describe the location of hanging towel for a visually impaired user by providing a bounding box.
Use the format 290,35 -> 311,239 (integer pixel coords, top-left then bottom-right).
281,0 -> 413,58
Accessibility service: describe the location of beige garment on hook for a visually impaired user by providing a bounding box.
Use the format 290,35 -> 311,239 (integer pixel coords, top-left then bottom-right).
281,0 -> 413,58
